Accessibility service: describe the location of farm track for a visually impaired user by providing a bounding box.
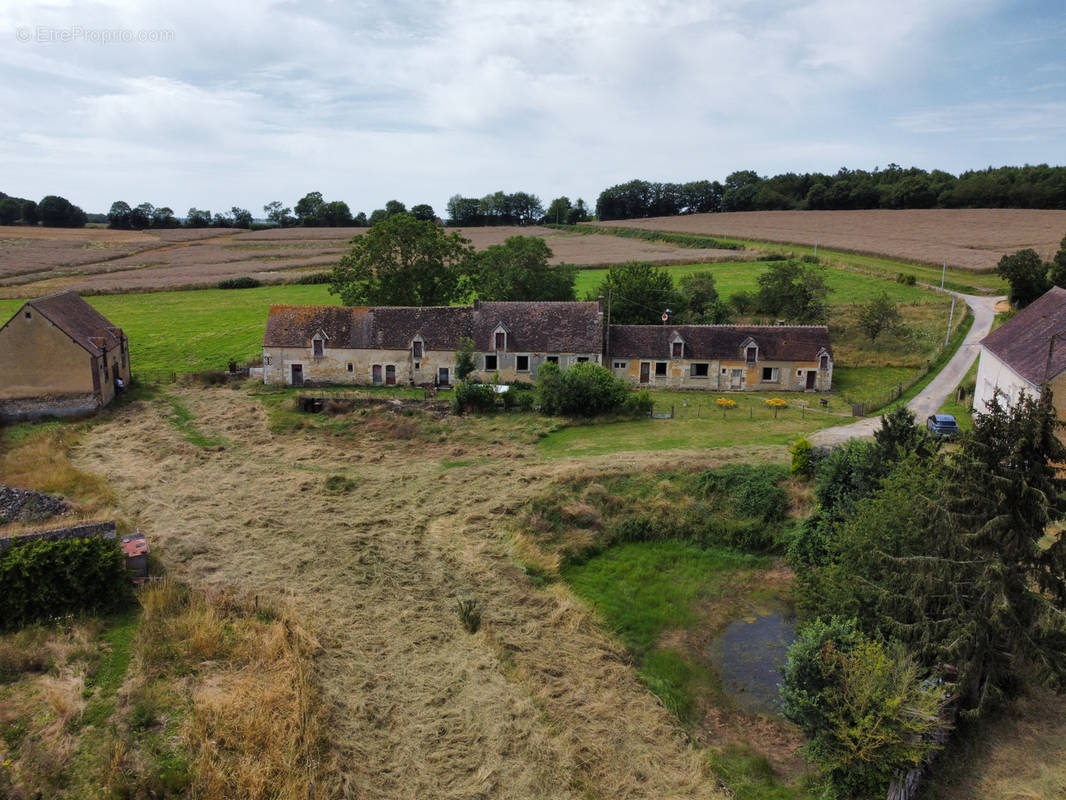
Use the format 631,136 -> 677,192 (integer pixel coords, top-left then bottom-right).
77,389 -> 765,798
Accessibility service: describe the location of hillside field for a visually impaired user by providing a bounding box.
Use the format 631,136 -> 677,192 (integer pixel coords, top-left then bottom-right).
590,208 -> 1066,271
0,224 -> 743,298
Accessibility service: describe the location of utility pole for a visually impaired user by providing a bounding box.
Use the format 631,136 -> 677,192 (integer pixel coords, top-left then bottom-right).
941,259 -> 946,290
944,297 -> 956,347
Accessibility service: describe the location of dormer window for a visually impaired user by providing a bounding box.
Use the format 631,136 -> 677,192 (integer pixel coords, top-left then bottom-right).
494,329 -> 506,351
412,339 -> 423,359
746,345 -> 757,365
671,341 -> 683,358
819,353 -> 830,370
312,338 -> 324,357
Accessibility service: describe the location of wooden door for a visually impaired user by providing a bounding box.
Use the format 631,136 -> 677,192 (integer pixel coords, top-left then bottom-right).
291,364 -> 303,386
438,367 -> 450,386
385,365 -> 396,385
806,370 -> 816,390
372,364 -> 382,384
730,368 -> 743,389
639,362 -> 650,383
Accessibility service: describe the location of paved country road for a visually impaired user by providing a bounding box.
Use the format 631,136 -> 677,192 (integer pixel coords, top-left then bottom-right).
809,292 -> 1005,448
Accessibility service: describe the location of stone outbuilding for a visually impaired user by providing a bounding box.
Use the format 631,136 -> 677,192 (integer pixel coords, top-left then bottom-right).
0,291 -> 131,421
607,324 -> 833,391
262,300 -> 605,387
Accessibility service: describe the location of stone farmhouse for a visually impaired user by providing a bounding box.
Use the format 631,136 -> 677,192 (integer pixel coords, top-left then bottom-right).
0,291 -> 131,421
262,300 -> 833,392
974,286 -> 1066,418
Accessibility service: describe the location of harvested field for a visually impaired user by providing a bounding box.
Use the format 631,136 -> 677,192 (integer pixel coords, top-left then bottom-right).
71,386 -> 795,798
0,224 -> 742,297
589,209 -> 1066,271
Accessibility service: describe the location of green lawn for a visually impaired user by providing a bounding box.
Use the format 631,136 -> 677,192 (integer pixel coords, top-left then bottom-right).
538,391 -> 844,456
0,285 -> 337,380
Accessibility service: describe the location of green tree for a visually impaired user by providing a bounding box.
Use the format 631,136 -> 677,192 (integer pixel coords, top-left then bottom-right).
755,260 -> 830,323
319,201 -> 352,226
150,206 -> 178,228
1049,233 -> 1066,288
596,262 -> 680,324
129,202 -> 153,230
20,200 -> 39,225
469,236 -> 576,301
410,203 -> 436,221
185,208 -> 211,228
295,191 -> 325,226
385,199 -> 407,217
677,270 -> 729,323
38,195 -> 87,227
0,197 -> 22,224
782,618 -> 945,799
996,248 -> 1050,307
263,200 -> 294,227
545,196 -> 572,224
455,336 -> 476,381
857,291 -> 903,341
329,212 -> 475,306
230,207 -> 253,229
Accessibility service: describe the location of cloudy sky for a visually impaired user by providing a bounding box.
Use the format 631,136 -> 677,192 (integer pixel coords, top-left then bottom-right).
3,0 -> 1064,217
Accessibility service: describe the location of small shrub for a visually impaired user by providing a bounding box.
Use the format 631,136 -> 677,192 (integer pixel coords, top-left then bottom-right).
535,362 -> 630,417
801,254 -> 820,264
697,464 -> 788,523
790,438 -> 814,479
896,272 -> 917,285
291,271 -> 332,285
456,598 -> 481,633
323,475 -> 356,493
216,276 -> 261,289
624,389 -> 654,417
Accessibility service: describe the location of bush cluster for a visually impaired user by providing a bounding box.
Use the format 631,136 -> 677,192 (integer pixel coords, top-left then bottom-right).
216,276 -> 262,289
536,362 -> 645,417
1,537 -> 132,629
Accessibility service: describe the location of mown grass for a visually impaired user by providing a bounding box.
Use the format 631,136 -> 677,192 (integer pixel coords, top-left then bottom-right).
164,395 -> 231,448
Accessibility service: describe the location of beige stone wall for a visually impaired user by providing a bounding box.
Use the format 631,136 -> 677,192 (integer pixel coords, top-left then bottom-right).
611,357 -> 832,391
0,306 -> 95,399
264,345 -> 460,386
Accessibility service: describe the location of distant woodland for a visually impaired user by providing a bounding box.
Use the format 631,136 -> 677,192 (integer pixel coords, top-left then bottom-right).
2,163 -> 1064,229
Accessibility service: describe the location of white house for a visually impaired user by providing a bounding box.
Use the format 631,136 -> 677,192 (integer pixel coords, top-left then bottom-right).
974,286 -> 1066,417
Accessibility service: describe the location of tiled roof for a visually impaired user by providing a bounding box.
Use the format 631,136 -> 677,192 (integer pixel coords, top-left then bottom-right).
980,286 -> 1066,386
474,301 -> 603,353
264,301 -> 605,353
263,304 -> 371,348
369,306 -> 473,349
18,291 -> 124,356
608,324 -> 832,361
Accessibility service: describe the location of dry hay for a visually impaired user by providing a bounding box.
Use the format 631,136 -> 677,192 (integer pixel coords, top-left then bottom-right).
590,209 -> 1066,271
75,386 -> 754,798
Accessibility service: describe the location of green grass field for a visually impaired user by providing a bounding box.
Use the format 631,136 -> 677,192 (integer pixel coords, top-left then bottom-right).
574,259 -> 941,307
0,285 -> 337,379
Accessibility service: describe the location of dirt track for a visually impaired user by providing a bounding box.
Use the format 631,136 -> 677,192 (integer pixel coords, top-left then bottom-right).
78,390 -> 752,798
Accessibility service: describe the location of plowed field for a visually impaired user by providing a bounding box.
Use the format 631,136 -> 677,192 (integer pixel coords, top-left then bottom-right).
590,209 -> 1066,271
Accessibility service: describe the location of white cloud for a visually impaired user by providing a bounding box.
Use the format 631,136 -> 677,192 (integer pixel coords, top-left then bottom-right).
2,0 -> 1060,214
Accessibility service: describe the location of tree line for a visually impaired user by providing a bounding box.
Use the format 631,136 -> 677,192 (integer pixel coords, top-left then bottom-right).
782,400 -> 1066,798
0,192 -> 87,227
596,163 -> 1066,220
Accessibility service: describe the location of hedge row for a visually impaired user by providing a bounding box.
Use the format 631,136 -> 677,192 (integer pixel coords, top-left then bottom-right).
0,537 -> 132,629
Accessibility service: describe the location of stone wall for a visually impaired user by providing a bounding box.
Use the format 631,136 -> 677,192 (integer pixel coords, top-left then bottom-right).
0,393 -> 101,422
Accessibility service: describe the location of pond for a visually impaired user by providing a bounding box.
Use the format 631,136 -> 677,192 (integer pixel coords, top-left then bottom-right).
706,603 -> 796,715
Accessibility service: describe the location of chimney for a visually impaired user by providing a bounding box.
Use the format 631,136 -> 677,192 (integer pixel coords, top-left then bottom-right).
597,295 -> 604,314
472,299 -> 480,310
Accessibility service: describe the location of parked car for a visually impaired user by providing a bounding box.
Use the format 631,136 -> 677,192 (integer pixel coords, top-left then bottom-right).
926,413 -> 960,437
